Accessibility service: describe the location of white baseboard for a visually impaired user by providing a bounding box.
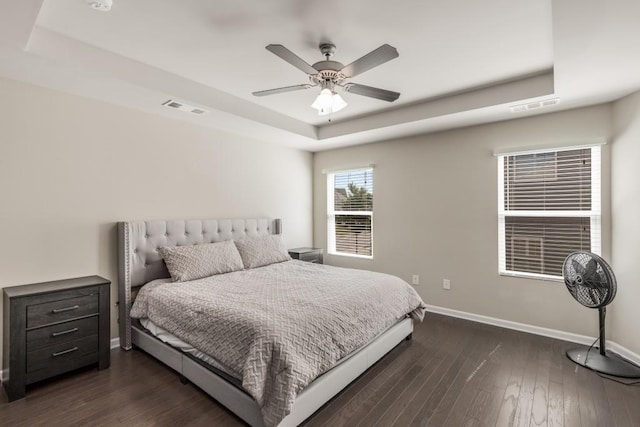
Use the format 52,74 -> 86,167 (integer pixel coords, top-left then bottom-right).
607,341 -> 640,367
425,304 -> 640,367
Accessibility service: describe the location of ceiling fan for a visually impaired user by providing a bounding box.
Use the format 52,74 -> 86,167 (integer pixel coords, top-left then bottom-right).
252,43 -> 400,115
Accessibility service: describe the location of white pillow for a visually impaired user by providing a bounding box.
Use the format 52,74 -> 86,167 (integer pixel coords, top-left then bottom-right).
234,234 -> 291,269
158,240 -> 244,282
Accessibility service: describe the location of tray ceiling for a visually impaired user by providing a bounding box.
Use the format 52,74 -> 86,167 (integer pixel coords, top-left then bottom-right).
1,0 -> 639,151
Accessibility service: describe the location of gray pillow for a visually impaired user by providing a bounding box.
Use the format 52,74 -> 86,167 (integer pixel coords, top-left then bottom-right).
234,234 -> 291,269
159,240 -> 244,282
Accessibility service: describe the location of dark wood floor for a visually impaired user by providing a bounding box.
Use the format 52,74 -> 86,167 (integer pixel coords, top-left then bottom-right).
2,312 -> 639,426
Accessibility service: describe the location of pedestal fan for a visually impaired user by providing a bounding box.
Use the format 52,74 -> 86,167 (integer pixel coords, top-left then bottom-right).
563,252 -> 640,378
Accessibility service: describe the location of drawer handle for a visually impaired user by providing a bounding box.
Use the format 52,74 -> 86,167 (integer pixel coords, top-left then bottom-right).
52,305 -> 80,314
51,327 -> 79,337
52,347 -> 79,357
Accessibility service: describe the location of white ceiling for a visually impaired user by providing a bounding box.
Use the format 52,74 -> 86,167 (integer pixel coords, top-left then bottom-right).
1,0 -> 639,151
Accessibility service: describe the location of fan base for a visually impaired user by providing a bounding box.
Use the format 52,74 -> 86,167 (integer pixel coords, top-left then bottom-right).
567,347 -> 640,378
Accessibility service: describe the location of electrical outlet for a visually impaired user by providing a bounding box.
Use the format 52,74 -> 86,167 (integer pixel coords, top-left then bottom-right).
412,274 -> 419,285
443,279 -> 451,290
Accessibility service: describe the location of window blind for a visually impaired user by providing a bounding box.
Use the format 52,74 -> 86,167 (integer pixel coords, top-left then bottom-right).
498,146 -> 601,279
327,169 -> 373,258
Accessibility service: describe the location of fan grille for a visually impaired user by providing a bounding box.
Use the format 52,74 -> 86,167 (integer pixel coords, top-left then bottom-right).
562,252 -> 616,308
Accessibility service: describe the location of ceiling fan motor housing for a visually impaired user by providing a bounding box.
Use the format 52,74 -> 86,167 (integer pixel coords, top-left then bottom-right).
310,69 -> 347,88
311,45 -> 348,89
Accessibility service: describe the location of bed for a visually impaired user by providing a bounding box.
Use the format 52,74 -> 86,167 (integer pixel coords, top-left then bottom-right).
118,218 -> 425,427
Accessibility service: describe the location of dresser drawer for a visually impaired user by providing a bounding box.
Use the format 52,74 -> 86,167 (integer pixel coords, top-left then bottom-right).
299,252 -> 322,263
27,293 -> 99,328
26,334 -> 99,373
288,248 -> 324,264
26,316 -> 99,351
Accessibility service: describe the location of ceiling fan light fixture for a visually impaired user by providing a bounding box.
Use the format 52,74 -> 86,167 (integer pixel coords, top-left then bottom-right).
332,93 -> 347,112
311,88 -> 348,115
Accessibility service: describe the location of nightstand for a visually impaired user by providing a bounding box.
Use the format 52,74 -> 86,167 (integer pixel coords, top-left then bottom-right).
3,275 -> 110,401
288,247 -> 324,264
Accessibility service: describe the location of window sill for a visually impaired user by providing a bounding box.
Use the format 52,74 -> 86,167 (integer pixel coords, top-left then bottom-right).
499,270 -> 564,283
328,251 -> 373,260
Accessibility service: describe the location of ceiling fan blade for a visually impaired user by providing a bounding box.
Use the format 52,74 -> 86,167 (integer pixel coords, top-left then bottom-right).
343,83 -> 400,102
265,44 -> 317,75
252,84 -> 314,97
340,44 -> 399,78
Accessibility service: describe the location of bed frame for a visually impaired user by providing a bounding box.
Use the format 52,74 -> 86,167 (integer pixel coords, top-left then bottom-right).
118,218 -> 413,427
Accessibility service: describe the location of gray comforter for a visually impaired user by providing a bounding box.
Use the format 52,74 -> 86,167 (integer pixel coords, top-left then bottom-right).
131,260 -> 426,426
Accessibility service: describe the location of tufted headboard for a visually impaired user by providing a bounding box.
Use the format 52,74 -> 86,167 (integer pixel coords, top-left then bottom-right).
117,218 -> 281,349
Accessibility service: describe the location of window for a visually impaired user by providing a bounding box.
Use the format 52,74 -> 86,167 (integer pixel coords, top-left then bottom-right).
498,146 -> 601,280
327,168 -> 373,258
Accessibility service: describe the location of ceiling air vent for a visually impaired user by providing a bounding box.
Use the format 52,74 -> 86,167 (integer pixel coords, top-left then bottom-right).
510,97 -> 559,113
87,0 -> 112,12
541,98 -> 559,107
162,100 -> 209,116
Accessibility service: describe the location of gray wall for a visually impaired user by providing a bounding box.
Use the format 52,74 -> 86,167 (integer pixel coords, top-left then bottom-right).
611,90 -> 640,356
3,73 -> 637,370
314,105 -> 612,338
0,77 -> 313,367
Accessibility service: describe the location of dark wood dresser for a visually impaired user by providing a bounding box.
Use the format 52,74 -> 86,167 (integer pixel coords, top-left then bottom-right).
3,275 -> 110,401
